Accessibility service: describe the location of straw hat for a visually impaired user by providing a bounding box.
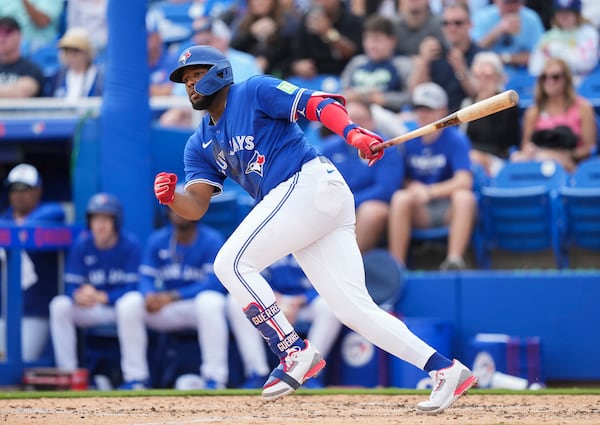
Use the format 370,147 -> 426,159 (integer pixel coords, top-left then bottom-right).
58,27 -> 93,56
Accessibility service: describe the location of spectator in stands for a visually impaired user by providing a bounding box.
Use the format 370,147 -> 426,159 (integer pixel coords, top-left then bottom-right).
148,20 -> 179,98
409,2 -> 482,112
528,0 -> 599,86
227,254 -> 342,389
117,204 -> 229,390
229,0 -> 300,79
0,163 -> 65,362
289,0 -> 363,79
348,0 -> 397,18
462,51 -> 520,177
340,14 -> 412,113
471,0 -> 545,72
320,100 -> 404,253
65,0 -> 108,54
388,83 -> 475,270
511,57 -> 597,172
0,1 -> 64,53
393,0 -> 445,57
49,193 -> 143,389
0,16 -> 44,97
159,17 -> 262,128
48,27 -> 104,99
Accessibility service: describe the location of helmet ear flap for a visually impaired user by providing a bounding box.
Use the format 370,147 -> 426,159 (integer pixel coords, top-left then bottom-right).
193,58 -> 233,95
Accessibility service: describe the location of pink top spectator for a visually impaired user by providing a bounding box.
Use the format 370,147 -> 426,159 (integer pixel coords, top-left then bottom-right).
534,97 -> 583,145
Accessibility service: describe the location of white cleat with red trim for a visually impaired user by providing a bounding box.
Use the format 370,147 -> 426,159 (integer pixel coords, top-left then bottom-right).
416,359 -> 478,414
262,340 -> 326,401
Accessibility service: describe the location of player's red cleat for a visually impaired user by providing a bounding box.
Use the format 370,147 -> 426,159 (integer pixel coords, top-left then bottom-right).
262,340 -> 326,401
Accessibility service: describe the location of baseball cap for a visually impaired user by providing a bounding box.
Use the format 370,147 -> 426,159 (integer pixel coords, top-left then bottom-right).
0,16 -> 20,32
554,0 -> 582,12
58,27 -> 93,56
412,82 -> 448,109
6,164 -> 41,190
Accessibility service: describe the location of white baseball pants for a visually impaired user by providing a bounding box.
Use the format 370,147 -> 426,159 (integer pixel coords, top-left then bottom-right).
214,157 -> 436,370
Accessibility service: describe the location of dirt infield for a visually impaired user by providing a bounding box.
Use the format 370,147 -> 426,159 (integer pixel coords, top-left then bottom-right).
1,394 -> 599,425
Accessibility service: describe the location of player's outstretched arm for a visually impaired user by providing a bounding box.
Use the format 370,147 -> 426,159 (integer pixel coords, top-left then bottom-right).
304,96 -> 384,166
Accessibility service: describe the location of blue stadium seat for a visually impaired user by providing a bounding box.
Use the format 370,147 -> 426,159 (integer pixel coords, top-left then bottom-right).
409,227 -> 451,268
577,67 -> 600,114
559,157 -> 600,259
477,160 -> 569,269
505,69 -> 536,110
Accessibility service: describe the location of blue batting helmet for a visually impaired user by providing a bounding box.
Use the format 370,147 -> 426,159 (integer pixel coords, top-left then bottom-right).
86,192 -> 123,230
169,45 -> 233,96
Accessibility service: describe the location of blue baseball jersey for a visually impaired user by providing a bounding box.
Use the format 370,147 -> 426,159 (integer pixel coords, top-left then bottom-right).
320,134 -> 404,207
0,202 -> 65,317
138,222 -> 226,298
64,230 -> 141,305
399,127 -> 472,184
183,75 -> 337,202
262,255 -> 318,305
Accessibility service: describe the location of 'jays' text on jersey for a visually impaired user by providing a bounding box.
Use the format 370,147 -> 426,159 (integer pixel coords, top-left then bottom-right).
399,127 -> 472,184
64,230 -> 141,305
138,222 -> 226,298
183,75 -> 342,202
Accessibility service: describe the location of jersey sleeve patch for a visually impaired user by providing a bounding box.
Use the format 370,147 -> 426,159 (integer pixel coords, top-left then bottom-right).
276,81 -> 298,94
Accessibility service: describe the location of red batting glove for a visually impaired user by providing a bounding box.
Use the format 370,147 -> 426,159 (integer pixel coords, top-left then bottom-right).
154,172 -> 177,205
345,126 -> 385,166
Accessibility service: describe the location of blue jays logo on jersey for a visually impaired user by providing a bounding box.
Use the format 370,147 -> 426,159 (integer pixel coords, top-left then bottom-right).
179,49 -> 192,65
246,151 -> 266,176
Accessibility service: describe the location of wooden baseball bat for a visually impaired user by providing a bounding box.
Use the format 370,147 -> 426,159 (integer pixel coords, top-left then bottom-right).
372,89 -> 520,152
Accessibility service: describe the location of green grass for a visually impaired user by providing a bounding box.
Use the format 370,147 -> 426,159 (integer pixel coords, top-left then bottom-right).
1,386 -> 599,400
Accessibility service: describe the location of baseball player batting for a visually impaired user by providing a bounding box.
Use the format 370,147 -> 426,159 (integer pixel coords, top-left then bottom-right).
154,45 -> 477,413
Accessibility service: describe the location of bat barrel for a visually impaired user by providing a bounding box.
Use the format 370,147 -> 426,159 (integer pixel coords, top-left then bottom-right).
374,89 -> 520,151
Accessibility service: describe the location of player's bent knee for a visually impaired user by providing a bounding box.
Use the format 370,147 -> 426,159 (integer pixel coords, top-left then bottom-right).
195,290 -> 226,315
115,291 -> 144,315
49,295 -> 73,316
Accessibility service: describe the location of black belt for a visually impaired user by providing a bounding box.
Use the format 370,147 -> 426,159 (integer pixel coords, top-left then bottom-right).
318,155 -> 332,165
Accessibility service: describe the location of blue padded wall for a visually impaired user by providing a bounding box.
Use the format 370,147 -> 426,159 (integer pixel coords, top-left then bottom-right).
99,0 -> 153,244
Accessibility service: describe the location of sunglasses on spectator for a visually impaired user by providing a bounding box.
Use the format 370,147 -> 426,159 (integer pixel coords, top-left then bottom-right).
540,73 -> 564,82
442,19 -> 467,27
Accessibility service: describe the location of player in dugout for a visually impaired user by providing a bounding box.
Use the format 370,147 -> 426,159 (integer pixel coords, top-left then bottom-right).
153,45 -> 477,414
